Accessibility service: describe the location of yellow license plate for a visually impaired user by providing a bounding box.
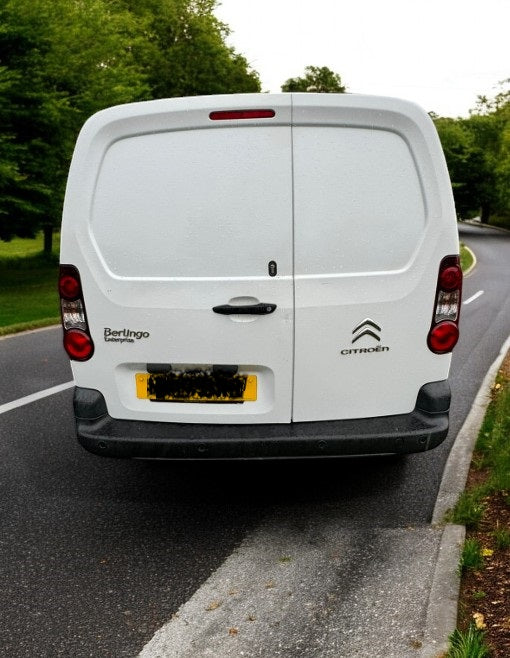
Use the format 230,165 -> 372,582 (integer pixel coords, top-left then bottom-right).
135,371 -> 257,403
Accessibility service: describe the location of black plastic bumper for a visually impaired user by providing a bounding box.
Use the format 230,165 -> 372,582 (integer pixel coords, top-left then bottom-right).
73,381 -> 451,459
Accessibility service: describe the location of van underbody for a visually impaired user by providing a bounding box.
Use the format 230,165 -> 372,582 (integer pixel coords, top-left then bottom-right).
74,381 -> 450,459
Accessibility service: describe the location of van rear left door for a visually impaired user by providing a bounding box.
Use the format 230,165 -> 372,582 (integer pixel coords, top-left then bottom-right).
67,96 -> 295,424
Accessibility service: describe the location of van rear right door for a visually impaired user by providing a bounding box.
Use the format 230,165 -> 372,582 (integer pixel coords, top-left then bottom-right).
291,95 -> 458,422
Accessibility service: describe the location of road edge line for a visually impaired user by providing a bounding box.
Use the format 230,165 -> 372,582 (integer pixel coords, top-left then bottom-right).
0,381 -> 74,415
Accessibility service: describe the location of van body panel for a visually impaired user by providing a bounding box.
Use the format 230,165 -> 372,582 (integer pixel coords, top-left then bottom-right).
64,95 -> 295,424
61,93 -> 460,456
290,98 -> 457,421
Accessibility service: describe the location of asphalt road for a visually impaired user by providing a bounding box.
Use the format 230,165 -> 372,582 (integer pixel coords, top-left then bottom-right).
0,223 -> 509,657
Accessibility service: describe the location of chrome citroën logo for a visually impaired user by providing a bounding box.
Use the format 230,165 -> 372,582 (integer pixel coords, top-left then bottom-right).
352,318 -> 381,344
340,318 -> 390,356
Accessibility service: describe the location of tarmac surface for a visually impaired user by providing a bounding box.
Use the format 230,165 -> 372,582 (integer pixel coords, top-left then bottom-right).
138,336 -> 510,658
1,223 -> 508,657
138,224 -> 510,657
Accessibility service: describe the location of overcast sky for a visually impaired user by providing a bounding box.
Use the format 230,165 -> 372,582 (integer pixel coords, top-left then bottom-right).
215,0 -> 509,117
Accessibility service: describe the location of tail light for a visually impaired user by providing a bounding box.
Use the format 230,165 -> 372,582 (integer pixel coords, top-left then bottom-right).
59,265 -> 94,361
427,255 -> 462,354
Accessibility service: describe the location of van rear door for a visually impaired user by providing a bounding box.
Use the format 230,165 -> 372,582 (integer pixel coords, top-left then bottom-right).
291,96 -> 456,422
68,96 -> 295,424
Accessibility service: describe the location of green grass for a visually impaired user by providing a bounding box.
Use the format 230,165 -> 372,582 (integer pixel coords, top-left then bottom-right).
0,233 -> 56,259
447,624 -> 490,658
450,371 -> 510,526
459,538 -> 484,573
0,233 -> 60,335
450,491 -> 486,528
489,214 -> 510,230
447,365 -> 510,657
492,526 -> 510,550
460,243 -> 474,273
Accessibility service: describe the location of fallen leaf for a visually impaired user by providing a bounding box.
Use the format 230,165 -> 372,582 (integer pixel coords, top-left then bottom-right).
206,600 -> 222,611
481,548 -> 494,557
473,612 -> 486,630
228,627 -> 238,636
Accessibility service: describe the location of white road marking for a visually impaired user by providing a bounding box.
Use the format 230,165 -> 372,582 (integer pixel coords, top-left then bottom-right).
463,290 -> 484,305
0,381 -> 74,416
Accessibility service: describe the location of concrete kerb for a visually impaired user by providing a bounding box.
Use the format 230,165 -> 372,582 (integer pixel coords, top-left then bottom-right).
420,334 -> 510,658
460,219 -> 510,234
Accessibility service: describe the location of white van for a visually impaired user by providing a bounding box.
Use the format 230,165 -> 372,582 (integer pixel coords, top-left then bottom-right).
59,93 -> 462,458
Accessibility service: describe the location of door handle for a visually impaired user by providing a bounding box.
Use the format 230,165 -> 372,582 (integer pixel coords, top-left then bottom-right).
212,303 -> 277,315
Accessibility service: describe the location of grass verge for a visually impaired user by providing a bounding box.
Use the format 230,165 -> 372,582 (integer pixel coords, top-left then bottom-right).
447,354 -> 510,658
460,243 -> 474,274
0,233 -> 60,336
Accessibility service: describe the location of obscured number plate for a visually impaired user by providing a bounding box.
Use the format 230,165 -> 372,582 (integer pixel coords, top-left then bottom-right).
136,371 -> 257,403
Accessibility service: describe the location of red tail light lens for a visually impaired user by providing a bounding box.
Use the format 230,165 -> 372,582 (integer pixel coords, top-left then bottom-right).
427,255 -> 462,354
428,321 -> 459,354
63,329 -> 94,361
59,265 -> 94,361
59,272 -> 81,300
439,265 -> 462,291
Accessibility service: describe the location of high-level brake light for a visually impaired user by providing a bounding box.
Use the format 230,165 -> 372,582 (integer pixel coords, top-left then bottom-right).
209,109 -> 275,121
427,255 -> 462,354
59,265 -> 94,361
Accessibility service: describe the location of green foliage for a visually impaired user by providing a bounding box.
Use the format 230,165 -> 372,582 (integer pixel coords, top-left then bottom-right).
492,526 -> 510,550
0,0 -> 260,247
472,590 -> 486,601
281,65 -> 346,93
0,233 -> 60,333
0,255 -> 59,331
451,491 -> 487,528
118,0 -> 260,98
459,243 -> 474,273
434,81 -> 510,224
476,375 -> 510,492
459,539 -> 484,572
0,0 -> 150,243
447,623 -> 490,658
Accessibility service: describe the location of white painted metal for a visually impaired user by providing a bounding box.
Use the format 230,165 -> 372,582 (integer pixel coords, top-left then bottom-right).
62,95 -> 294,423
291,95 -> 458,420
61,93 -> 458,425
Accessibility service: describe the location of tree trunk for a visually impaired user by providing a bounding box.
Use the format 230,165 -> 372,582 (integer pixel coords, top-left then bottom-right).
43,224 -> 53,255
480,204 -> 491,224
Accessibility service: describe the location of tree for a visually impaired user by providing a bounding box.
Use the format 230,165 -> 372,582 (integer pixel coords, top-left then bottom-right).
0,0 -> 260,253
117,0 -> 260,98
0,0 -> 149,252
434,117 -> 491,220
434,82 -> 510,225
0,66 -> 42,241
281,66 -> 346,93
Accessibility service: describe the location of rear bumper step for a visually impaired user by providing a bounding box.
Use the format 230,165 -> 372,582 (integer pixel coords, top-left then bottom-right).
73,381 -> 451,459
